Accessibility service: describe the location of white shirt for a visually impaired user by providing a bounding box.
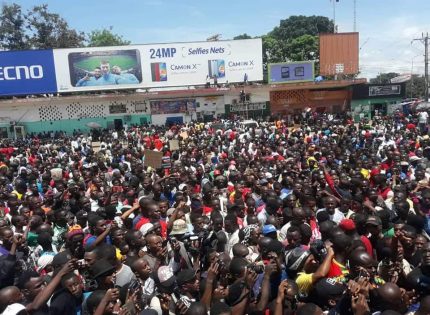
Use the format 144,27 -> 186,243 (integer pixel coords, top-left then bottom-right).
316,208 -> 345,224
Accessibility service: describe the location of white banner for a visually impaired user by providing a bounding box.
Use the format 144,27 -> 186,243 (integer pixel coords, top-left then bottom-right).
53,39 -> 263,92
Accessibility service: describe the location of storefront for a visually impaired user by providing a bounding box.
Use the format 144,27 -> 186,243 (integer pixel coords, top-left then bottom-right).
269,79 -> 365,115
351,83 -> 406,121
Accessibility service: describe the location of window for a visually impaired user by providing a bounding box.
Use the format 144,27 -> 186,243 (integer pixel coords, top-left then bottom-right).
295,66 -> 305,77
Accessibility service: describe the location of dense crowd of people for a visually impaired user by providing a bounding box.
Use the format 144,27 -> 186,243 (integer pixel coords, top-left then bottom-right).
2,109 -> 430,315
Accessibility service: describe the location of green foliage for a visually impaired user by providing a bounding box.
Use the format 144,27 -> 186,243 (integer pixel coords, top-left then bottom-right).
87,28 -> 130,47
285,34 -> 318,61
236,15 -> 333,72
0,3 -> 29,50
406,75 -> 426,99
25,4 -> 85,49
233,33 -> 252,40
369,72 -> 400,84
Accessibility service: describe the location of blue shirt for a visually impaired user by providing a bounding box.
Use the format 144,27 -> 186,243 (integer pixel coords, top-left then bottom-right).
116,73 -> 139,84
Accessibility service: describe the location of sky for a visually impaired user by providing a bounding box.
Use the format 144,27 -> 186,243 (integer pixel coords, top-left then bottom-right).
5,0 -> 430,79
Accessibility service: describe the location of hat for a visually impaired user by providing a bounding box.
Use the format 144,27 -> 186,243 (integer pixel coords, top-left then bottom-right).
90,259 -> 116,279
366,215 -> 382,226
410,156 -> 422,161
1,303 -> 26,315
170,219 -> 188,235
67,225 -> 84,239
313,278 -> 345,303
400,161 -> 409,166
37,254 -> 54,272
155,266 -> 176,291
52,251 -> 72,268
259,179 -> 268,185
285,247 -> 311,272
265,172 -> 273,179
139,223 -> 154,237
339,219 -> 356,232
176,269 -> 196,286
225,281 -> 247,306
213,169 -> 221,176
262,224 -> 277,235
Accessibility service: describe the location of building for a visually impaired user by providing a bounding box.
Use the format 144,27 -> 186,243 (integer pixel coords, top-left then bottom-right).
351,83 -> 406,121
269,79 -> 366,116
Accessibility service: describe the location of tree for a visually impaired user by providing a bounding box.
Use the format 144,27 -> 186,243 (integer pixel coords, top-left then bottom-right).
0,3 -> 29,50
270,15 -> 334,40
285,34 -> 318,61
25,4 -> 85,49
369,72 -> 399,84
87,28 -> 130,47
268,15 -> 334,63
406,75 -> 426,99
262,34 -> 286,64
233,33 -> 252,40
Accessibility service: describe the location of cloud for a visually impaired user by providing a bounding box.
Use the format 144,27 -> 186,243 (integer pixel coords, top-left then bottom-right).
350,14 -> 430,79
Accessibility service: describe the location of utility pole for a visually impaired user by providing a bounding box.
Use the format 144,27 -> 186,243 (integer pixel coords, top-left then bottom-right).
413,33 -> 429,102
332,0 -> 337,33
353,0 -> 357,32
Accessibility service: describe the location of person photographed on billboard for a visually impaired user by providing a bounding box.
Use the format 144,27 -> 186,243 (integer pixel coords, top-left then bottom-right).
99,61 -> 119,85
111,66 -> 139,84
76,67 -> 102,87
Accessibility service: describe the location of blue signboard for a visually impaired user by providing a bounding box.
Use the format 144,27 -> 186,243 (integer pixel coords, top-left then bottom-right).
268,61 -> 314,84
0,49 -> 57,96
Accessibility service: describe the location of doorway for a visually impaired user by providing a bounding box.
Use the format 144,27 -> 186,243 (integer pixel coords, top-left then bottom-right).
114,119 -> 123,130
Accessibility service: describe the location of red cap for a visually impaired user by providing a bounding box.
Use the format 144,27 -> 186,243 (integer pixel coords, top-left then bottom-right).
213,169 -> 221,176
339,219 -> 356,231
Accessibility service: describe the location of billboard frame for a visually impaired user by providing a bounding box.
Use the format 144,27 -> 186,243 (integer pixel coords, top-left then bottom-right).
268,61 -> 315,84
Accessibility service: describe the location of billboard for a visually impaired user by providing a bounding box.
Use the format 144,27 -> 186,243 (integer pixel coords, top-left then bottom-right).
268,61 -> 314,84
0,49 -> 58,96
369,85 -> 401,97
150,99 -> 196,115
53,38 -> 263,93
319,32 -> 359,76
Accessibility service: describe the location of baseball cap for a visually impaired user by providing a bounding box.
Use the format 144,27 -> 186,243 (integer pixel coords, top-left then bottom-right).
285,247 -> 311,272
339,219 -> 356,232
176,269 -> 196,286
90,259 -> 116,279
262,224 -> 277,235
155,266 -> 176,292
312,278 -> 345,305
366,215 -> 382,226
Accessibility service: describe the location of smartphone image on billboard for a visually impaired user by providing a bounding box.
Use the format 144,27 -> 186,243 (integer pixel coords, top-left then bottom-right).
281,66 -> 290,79
208,59 -> 225,78
151,62 -> 167,82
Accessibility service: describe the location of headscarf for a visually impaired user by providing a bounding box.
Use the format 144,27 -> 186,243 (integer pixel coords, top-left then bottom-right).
241,224 -> 259,246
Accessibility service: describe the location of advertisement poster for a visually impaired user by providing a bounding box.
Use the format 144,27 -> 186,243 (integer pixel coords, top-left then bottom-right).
150,99 -> 196,115
0,49 -> 58,96
0,38 -> 263,96
68,49 -> 142,87
268,61 -> 315,84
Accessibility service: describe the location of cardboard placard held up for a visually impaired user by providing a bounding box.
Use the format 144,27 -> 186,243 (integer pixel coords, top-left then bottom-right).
180,131 -> 189,139
169,140 -> 180,151
144,150 -> 163,169
92,141 -> 101,152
